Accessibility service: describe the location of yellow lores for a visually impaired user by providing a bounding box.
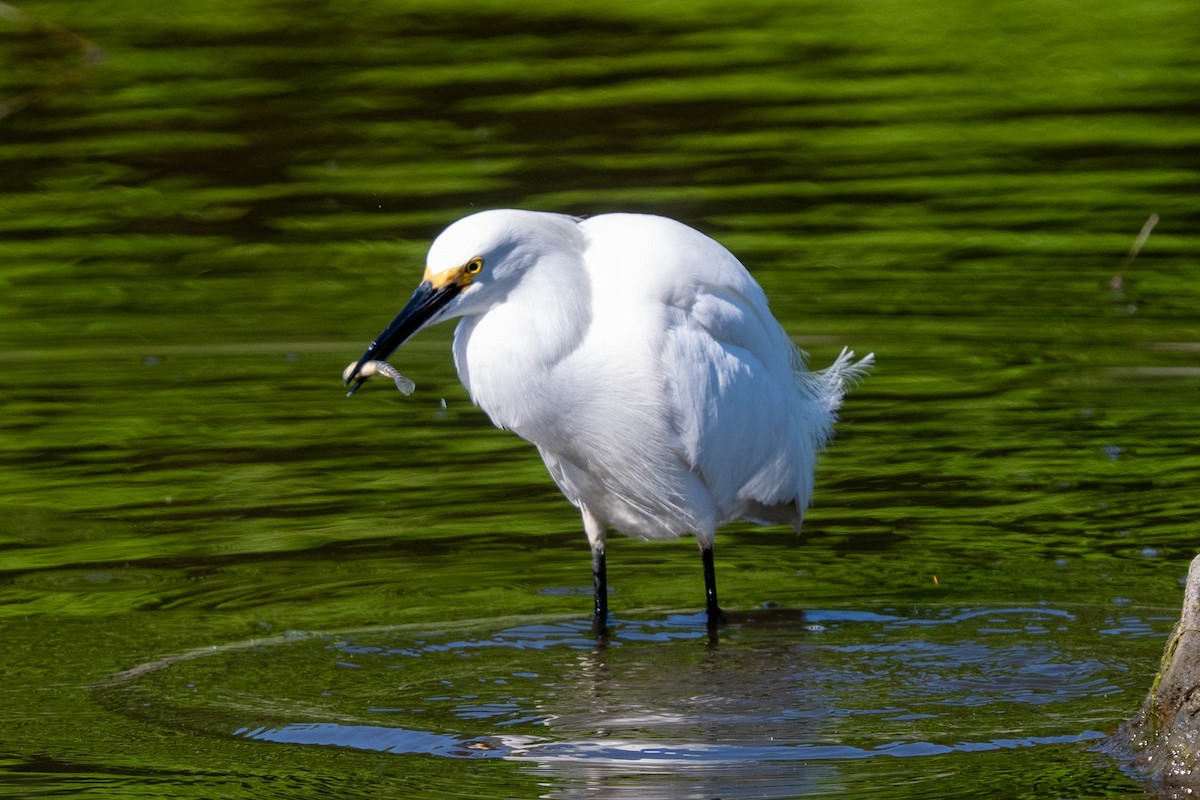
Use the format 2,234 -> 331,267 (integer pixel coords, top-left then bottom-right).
424,256 -> 483,290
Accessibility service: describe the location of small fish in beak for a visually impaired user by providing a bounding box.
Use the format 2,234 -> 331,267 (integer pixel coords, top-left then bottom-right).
341,360 -> 415,396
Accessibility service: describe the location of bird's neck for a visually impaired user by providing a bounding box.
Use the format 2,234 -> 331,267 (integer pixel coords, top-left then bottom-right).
452,257 -> 591,430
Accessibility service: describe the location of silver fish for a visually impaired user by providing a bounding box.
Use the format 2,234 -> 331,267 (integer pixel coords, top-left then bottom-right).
341,360 -> 415,396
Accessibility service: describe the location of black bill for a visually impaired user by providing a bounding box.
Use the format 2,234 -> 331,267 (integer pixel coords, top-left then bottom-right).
344,280 -> 462,396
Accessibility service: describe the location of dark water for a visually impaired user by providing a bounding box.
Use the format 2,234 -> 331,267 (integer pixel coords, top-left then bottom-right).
2,0 -> 1199,797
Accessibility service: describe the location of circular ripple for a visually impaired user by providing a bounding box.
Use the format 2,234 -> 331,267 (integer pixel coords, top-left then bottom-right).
96,606 -> 1132,794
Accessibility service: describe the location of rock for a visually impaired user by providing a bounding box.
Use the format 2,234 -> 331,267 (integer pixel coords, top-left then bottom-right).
1108,554 -> 1200,796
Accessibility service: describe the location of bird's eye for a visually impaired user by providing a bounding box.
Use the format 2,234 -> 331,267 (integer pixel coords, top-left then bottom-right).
465,257 -> 484,276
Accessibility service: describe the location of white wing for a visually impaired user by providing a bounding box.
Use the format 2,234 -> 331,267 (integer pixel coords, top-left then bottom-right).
663,273 -> 831,528
558,213 -> 868,538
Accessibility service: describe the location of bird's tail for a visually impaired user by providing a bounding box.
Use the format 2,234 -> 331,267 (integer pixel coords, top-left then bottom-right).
812,347 -> 874,413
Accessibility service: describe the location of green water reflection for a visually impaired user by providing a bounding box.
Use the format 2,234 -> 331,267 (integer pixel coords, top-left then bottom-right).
2,0 -> 1198,796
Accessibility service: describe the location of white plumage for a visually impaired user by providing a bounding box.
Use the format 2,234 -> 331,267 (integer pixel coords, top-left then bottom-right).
346,209 -> 871,627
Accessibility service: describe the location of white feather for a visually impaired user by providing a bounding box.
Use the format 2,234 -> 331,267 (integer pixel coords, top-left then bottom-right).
425,210 -> 872,545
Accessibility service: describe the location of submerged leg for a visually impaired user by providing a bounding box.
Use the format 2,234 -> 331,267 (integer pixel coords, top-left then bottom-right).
592,547 -> 608,625
583,508 -> 608,633
701,544 -> 723,625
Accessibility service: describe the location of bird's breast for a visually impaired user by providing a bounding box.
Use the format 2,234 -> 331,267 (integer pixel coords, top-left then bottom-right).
453,307 -> 588,442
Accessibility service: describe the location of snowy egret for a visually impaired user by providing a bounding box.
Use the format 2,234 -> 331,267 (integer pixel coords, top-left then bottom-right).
345,210 -> 871,627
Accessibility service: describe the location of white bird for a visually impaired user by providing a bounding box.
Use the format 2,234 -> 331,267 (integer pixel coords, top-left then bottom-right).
345,210 -> 871,628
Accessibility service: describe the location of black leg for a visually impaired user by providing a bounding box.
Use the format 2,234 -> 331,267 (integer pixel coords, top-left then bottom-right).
702,544 -> 723,625
592,547 -> 608,633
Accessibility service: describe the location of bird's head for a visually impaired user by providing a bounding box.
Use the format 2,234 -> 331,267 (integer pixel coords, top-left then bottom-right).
344,209 -> 581,394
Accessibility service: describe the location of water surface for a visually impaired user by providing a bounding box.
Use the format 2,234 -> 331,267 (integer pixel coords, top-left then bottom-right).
2,0 -> 1198,797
